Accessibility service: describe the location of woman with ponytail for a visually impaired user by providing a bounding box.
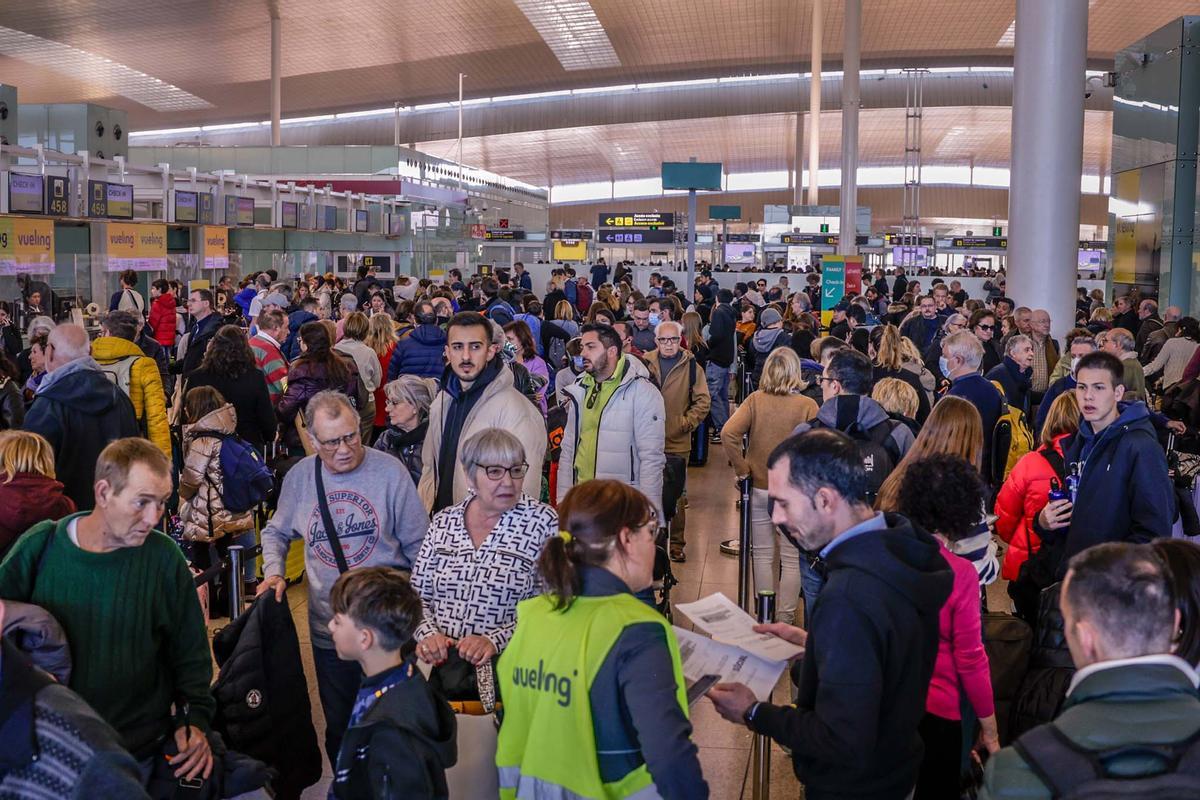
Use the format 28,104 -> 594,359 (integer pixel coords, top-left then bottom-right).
496,479 -> 708,799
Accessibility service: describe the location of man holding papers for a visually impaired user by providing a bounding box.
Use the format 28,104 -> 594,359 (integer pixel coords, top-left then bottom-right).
708,429 -> 952,800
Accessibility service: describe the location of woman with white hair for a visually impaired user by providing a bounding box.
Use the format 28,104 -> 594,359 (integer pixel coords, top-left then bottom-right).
374,375 -> 437,485
411,427 -> 557,798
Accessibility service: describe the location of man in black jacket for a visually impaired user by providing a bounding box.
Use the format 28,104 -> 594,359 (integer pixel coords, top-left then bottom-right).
704,289 -> 737,439
709,429 -> 952,800
23,324 -> 140,509
173,288 -> 221,378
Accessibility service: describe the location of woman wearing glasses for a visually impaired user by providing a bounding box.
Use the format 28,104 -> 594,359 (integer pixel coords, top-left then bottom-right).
411,427 -> 558,799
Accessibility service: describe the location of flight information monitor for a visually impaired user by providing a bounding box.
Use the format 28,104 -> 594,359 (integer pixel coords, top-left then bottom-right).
8,173 -> 44,214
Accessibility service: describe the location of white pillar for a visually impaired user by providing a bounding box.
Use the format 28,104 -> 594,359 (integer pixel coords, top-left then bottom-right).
837,0 -> 861,256
793,111 -> 804,205
1007,0 -> 1087,340
807,0 -> 822,206
270,14 -> 282,147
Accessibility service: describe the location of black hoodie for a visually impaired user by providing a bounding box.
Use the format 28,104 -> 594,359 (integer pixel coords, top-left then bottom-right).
331,660 -> 457,799
751,513 -> 952,800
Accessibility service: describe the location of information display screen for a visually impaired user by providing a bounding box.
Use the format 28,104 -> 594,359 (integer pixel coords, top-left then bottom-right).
280,201 -> 298,228
355,209 -> 369,233
174,190 -> 198,223
236,197 -> 255,226
724,243 -> 757,265
199,193 -> 215,225
8,173 -> 44,214
599,212 -> 673,229
46,176 -> 69,217
106,183 -> 134,219
317,204 -> 338,231
361,255 -> 391,273
297,202 -> 313,230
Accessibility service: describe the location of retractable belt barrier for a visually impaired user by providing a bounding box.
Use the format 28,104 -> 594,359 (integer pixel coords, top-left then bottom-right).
193,543 -> 262,622
737,476 -> 753,611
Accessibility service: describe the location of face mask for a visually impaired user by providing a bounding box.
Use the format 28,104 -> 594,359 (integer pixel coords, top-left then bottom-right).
648,313 -> 661,328
572,355 -> 585,371
939,356 -> 952,376
1070,356 -> 1081,375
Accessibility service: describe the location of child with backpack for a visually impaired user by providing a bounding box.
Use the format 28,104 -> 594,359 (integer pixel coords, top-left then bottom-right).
179,387 -> 258,584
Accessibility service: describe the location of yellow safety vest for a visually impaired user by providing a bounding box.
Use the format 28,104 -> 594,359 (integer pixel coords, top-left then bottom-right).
495,592 -> 689,799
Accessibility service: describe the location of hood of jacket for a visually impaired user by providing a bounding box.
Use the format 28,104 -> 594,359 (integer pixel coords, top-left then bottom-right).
410,323 -> 448,346
824,512 -> 953,615
151,292 -> 175,312
183,403 -> 238,439
90,335 -> 145,363
813,393 -> 892,431
36,357 -> 125,415
574,351 -> 652,397
288,310 -> 318,333
1,601 -> 71,684
751,326 -> 787,352
364,664 -> 456,767
1075,400 -> 1155,463
1001,356 -> 1033,387
0,472 -> 70,511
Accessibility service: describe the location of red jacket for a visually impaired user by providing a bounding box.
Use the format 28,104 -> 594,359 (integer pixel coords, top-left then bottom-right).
148,292 -> 177,347
0,472 -> 76,557
993,433 -> 1069,580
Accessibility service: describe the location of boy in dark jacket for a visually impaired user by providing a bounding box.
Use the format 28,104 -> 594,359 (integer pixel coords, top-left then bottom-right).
1032,351 -> 1174,575
328,567 -> 456,800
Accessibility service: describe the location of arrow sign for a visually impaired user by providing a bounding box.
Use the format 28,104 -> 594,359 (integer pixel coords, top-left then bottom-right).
824,288 -> 837,297
605,217 -> 615,225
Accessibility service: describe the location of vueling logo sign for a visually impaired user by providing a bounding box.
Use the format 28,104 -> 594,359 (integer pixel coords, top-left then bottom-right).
206,235 -> 225,247
511,659 -> 574,707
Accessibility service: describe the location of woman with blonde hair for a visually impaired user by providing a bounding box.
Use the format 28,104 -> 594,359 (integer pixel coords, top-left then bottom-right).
721,347 -> 819,624
0,430 -> 74,557
681,311 -> 708,367
877,396 -> 999,585
366,313 -> 399,433
994,391 -> 1081,618
542,300 -> 580,372
872,377 -> 920,431
869,324 -> 932,422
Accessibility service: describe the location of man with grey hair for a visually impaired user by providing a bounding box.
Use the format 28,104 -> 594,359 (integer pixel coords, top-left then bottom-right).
987,332 -> 1035,418
24,324 -> 140,509
258,389 -> 428,764
1142,304 -> 1182,364
1027,309 -> 1059,403
1101,327 -> 1147,401
943,330 -> 1004,485
924,312 -> 968,380
982,543 -> 1200,798
1134,297 -> 1163,357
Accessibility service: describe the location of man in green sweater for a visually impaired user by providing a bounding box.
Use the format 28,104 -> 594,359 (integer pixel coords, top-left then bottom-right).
0,438 -> 215,783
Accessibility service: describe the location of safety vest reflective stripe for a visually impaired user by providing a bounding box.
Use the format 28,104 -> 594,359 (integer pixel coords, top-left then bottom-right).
497,767 -> 665,800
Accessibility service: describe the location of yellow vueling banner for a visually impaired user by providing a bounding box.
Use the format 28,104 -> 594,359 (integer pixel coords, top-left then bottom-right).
202,226 -> 229,270
107,222 -> 167,272
0,217 -> 55,275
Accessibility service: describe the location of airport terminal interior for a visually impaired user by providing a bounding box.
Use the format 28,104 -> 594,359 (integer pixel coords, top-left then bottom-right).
0,1 -> 1198,799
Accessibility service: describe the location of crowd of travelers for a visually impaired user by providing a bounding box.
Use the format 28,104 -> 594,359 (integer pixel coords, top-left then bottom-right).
0,257 -> 1198,799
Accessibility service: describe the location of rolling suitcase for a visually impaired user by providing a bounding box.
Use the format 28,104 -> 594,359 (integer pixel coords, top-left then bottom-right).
690,419 -> 709,466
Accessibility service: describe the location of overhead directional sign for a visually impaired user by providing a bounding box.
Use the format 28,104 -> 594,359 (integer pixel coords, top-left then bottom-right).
949,236 -> 1007,249
551,230 -> 594,240
484,229 -> 525,241
781,233 -> 837,246
600,230 -> 674,244
884,234 -> 934,247
599,212 -> 673,229
717,233 -> 760,243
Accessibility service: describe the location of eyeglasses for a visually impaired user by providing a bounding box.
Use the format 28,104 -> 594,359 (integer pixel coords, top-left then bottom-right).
315,430 -> 361,450
478,463 -> 529,480
818,376 -> 839,385
655,336 -> 681,344
977,324 -> 995,331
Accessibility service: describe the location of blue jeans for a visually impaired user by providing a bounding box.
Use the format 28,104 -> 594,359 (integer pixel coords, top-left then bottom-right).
312,644 -> 362,767
705,362 -> 731,435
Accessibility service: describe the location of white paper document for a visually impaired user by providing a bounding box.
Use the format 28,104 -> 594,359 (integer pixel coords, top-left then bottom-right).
675,592 -> 804,662
673,626 -> 786,701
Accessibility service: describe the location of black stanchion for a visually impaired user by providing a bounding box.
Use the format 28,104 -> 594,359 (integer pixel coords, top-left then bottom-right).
752,590 -> 776,799
228,545 -> 245,621
737,476 -> 753,611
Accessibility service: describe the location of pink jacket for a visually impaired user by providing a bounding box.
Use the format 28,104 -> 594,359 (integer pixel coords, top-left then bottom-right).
926,541 -> 995,721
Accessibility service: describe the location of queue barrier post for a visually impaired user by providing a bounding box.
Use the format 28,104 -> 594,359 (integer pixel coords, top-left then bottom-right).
228,545 -> 245,622
752,589 -> 776,800
738,476 -> 753,611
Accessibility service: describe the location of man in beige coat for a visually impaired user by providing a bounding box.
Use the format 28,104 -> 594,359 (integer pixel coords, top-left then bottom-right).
644,320 -> 710,562
418,312 -> 546,513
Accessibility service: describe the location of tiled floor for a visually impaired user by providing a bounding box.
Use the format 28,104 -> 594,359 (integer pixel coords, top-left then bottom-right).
236,449 -> 809,799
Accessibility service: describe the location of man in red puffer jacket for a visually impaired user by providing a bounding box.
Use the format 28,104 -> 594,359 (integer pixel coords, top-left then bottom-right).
147,279 -> 176,349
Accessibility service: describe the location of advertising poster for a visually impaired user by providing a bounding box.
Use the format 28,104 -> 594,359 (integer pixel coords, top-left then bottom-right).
0,217 -> 55,275
202,226 -> 229,270
821,256 -> 846,327
844,256 -> 863,296
107,222 -> 167,272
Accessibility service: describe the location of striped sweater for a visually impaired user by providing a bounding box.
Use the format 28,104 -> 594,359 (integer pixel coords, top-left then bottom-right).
249,332 -> 289,405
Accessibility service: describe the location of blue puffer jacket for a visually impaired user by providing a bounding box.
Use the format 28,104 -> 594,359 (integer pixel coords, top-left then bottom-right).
283,310 -> 317,361
387,324 -> 447,380
1044,400 -> 1175,567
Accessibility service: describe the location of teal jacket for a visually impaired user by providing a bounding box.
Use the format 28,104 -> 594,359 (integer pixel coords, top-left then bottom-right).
981,657 -> 1200,799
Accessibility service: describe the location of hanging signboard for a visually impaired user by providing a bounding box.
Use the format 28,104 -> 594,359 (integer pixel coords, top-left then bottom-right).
599,212 -> 673,229
0,217 -> 55,275
202,226 -> 229,270
46,176 -> 69,217
820,256 -> 846,327
106,222 -> 167,272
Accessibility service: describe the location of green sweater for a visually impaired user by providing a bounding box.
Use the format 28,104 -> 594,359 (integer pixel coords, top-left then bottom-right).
0,514 -> 214,755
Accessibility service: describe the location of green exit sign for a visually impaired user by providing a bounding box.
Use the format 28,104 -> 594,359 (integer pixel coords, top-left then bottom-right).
819,223 -> 830,233
992,226 -> 1003,236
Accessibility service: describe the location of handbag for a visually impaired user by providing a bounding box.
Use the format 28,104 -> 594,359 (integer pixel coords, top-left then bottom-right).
313,457 -> 349,574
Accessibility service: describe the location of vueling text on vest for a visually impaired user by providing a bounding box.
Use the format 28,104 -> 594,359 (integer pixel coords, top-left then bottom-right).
511,660 -> 574,707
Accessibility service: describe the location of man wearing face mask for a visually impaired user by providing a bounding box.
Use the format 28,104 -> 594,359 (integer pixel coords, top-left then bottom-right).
628,300 -> 658,354
942,331 -> 1004,486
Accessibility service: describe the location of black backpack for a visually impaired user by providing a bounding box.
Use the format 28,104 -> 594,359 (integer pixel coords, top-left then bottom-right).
1013,724 -> 1200,799
810,411 -> 902,501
